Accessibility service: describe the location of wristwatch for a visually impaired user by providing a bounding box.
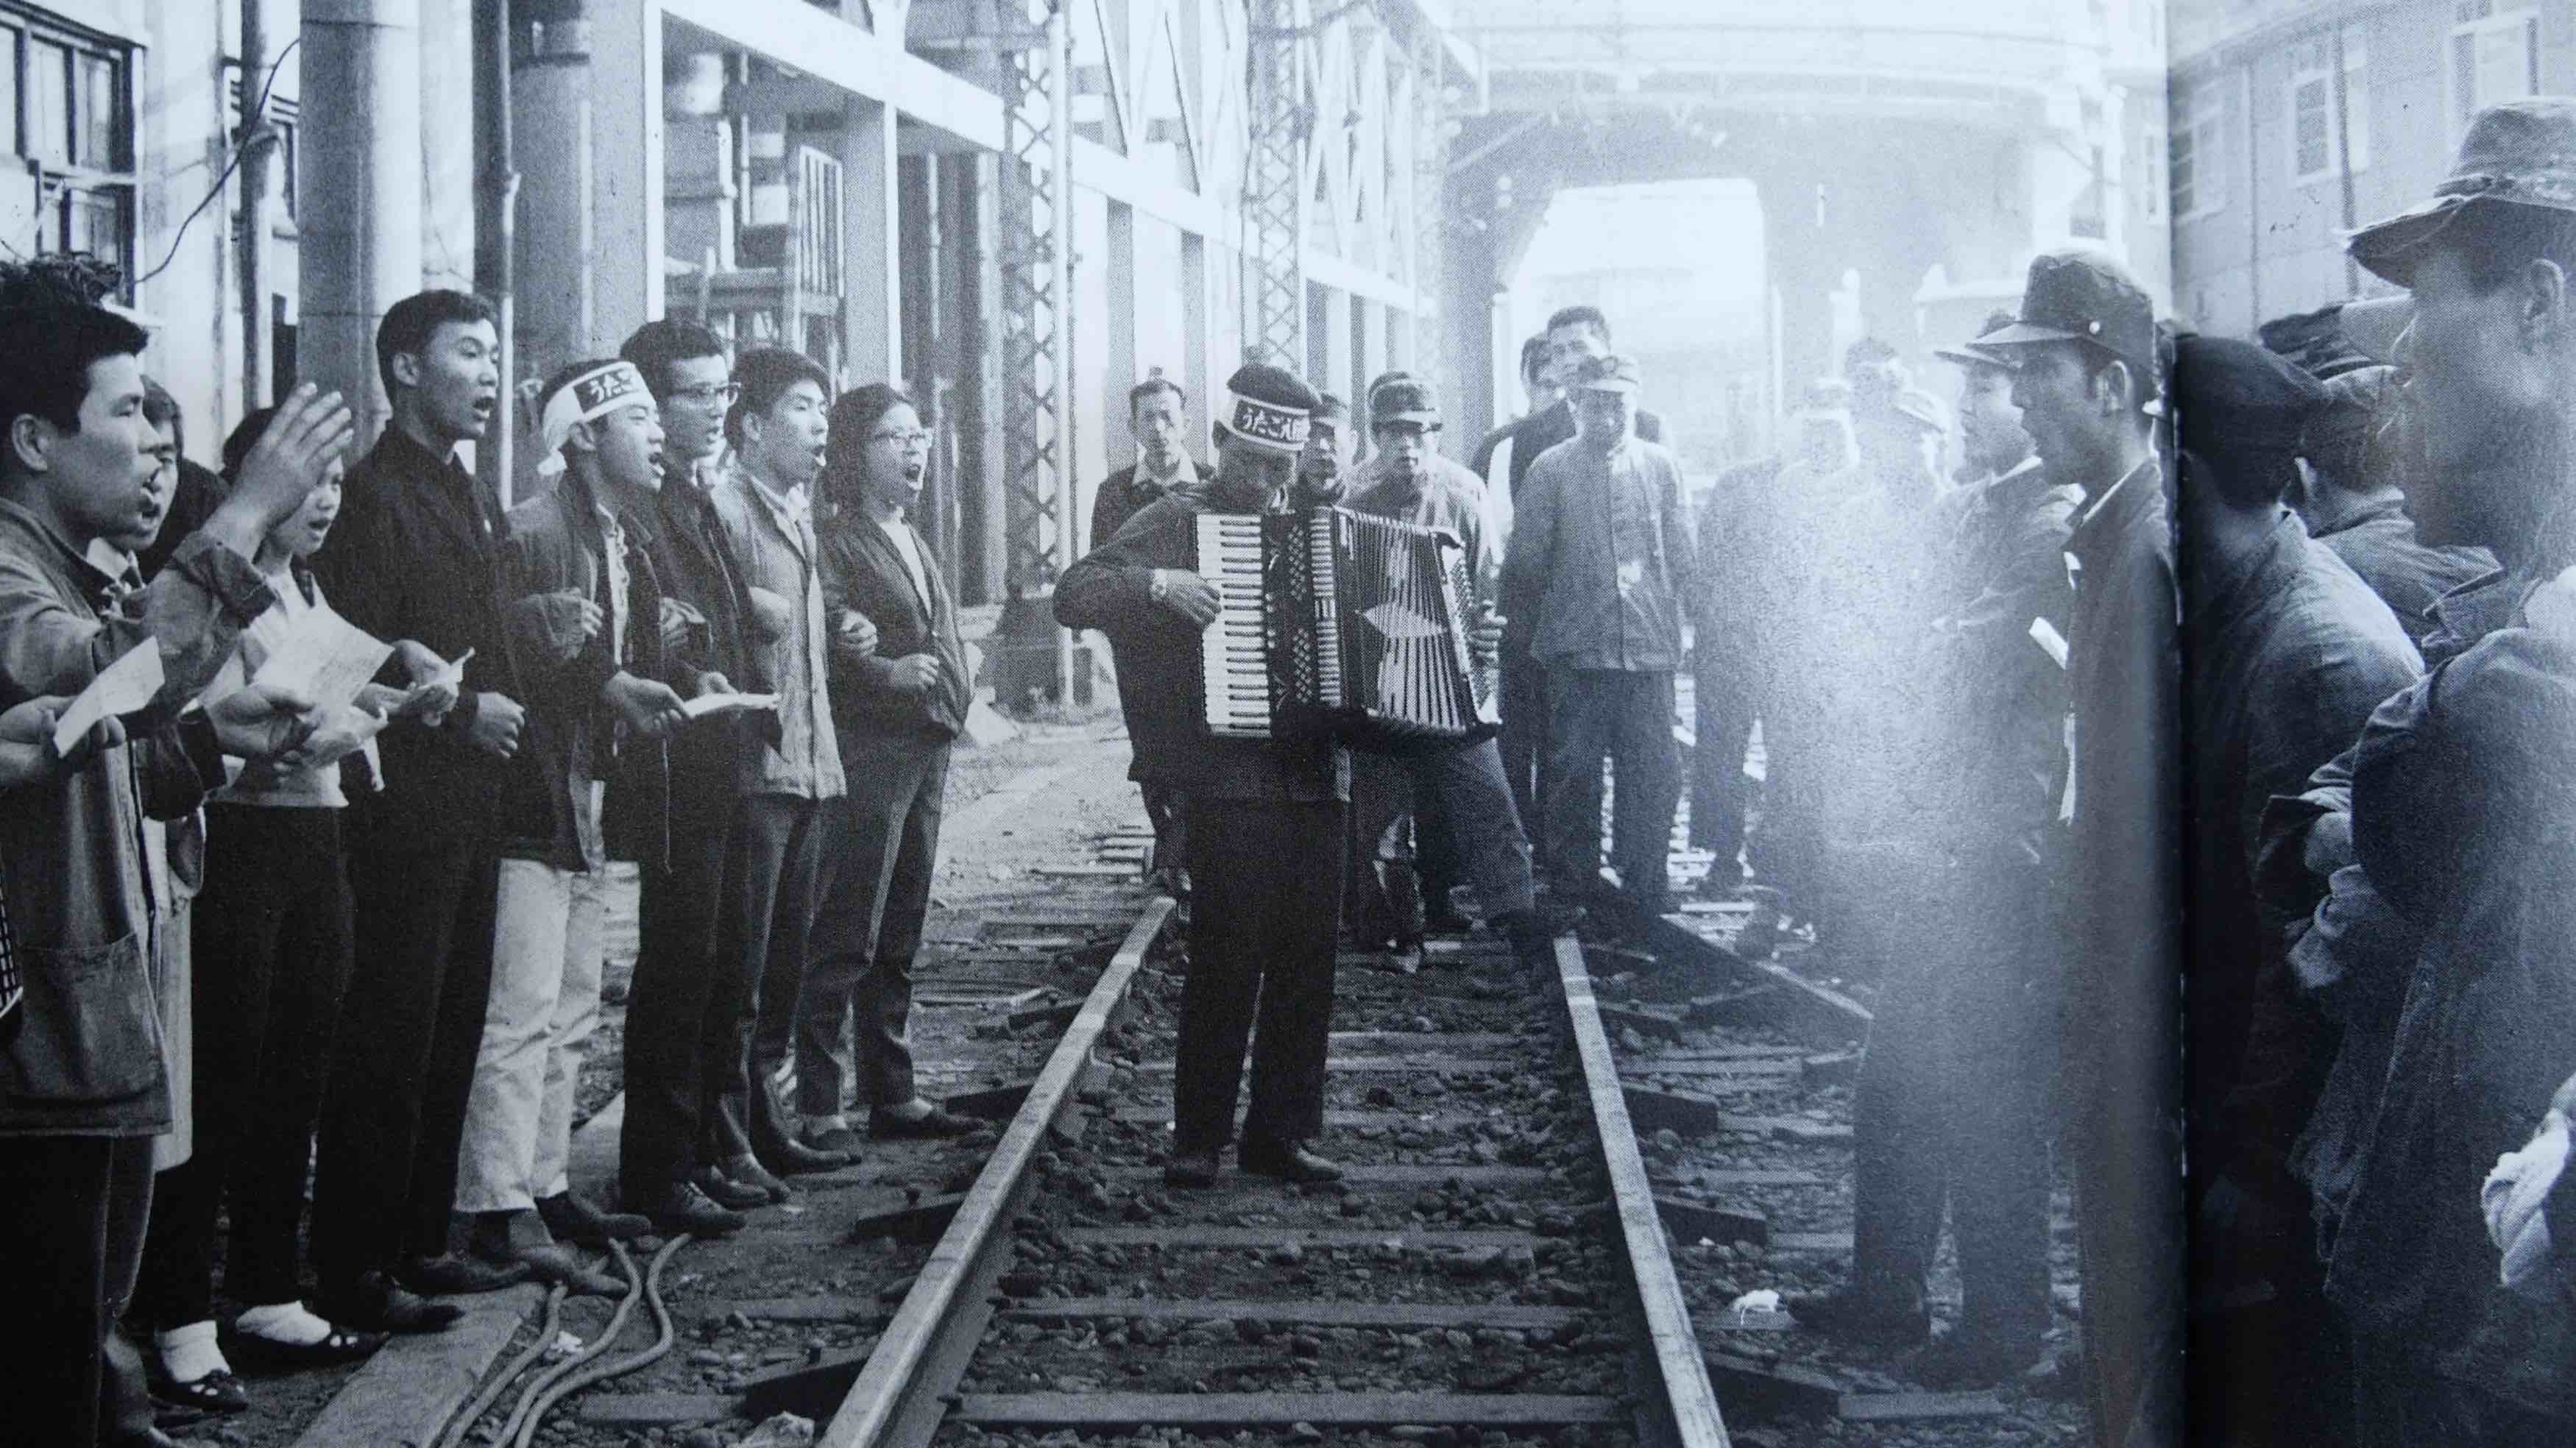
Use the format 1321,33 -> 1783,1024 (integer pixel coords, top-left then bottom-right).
1150,569 -> 1171,604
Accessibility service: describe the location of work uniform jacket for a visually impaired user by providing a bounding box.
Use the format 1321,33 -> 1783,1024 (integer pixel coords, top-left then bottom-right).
2177,503 -> 2421,1264
816,501 -> 970,743
1506,434 -> 1697,673
1479,402 -> 1666,645
0,505 -> 271,1138
708,464 -> 844,802
2339,578 -> 2576,1421
1055,491 -> 1346,803
500,472 -> 671,873
316,427 -> 528,844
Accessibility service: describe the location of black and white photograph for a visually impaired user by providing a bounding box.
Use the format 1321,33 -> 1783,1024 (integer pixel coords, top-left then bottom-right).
4,1 -> 2572,1445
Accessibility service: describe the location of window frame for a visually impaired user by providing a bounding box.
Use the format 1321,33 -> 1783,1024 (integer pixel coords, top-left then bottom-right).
1,4 -> 138,304
2170,77 -> 2226,224
2287,24 -> 2370,188
2449,0 -> 2541,141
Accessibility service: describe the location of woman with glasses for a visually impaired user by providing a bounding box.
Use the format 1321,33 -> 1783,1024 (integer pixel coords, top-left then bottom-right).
792,383 -> 980,1151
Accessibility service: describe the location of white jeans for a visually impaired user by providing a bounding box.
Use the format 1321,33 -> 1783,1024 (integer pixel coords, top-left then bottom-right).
454,857 -> 609,1215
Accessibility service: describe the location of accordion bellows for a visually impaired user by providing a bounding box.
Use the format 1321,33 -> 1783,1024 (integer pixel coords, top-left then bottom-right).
1196,506 -> 1501,752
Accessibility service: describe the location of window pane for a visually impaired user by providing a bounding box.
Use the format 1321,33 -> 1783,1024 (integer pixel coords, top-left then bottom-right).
0,29 -> 18,158
2295,79 -> 2329,177
61,185 -> 131,296
29,38 -> 68,163
76,52 -> 116,169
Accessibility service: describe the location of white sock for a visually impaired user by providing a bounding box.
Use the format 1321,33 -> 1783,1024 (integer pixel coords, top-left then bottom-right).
235,1300 -> 336,1347
155,1321 -> 230,1383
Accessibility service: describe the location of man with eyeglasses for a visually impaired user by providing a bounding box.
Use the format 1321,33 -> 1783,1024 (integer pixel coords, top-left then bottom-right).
611,321 -> 802,1235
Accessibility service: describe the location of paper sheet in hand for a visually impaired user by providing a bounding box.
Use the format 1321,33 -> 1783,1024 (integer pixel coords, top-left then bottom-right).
250,606 -> 394,712
2028,617 -> 2070,670
680,691 -> 779,721
54,640 -> 165,754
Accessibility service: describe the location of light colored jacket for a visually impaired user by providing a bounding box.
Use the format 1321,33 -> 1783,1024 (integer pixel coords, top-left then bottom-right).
709,462 -> 845,800
1505,435 -> 1697,672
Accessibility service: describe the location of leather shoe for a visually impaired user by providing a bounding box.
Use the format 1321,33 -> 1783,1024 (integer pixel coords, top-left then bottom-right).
641,1180 -> 749,1236
694,1164 -> 774,1210
1163,1148 -> 1221,1189
318,1271 -> 464,1334
755,1130 -> 853,1175
537,1190 -> 651,1246
1239,1138 -> 1343,1184
800,1124 -> 867,1158
484,1241 -> 624,1296
1786,1286 -> 1931,1346
398,1252 -> 531,1296
723,1154 -> 796,1204
870,1104 -> 983,1140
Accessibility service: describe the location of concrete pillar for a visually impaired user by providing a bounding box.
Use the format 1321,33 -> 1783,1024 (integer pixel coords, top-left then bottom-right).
302,0 -> 424,438
1386,305 -> 1415,377
512,13 -> 595,389
1356,297 -> 1387,406
1104,201 -> 1139,463
1181,232 -> 1211,453
590,0 -> 662,343
419,0 -> 478,292
844,96 -> 902,385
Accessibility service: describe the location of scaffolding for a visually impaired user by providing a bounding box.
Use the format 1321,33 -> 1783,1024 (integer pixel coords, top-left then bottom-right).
995,0 -> 1078,695
1245,0 -> 1310,369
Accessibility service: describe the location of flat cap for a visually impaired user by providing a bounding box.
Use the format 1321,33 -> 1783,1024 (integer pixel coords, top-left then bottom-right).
2350,99 -> 2576,285
1367,373 -> 1442,427
2171,332 -> 2329,461
1974,249 -> 2159,376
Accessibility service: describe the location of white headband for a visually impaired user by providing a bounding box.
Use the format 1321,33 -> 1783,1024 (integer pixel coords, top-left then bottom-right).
535,361 -> 653,479
1221,389 -> 1310,457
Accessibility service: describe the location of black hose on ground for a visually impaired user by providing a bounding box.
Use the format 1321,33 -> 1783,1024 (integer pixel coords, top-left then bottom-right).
512,1232 -> 693,1447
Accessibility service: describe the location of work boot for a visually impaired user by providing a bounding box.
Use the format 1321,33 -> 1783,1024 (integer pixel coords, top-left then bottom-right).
537,1190 -> 651,1246
638,1180 -> 749,1237
317,1271 -> 465,1334
1786,1285 -> 1930,1346
694,1163 -> 775,1210
397,1252 -> 531,1296
469,1212 -> 623,1296
1239,1136 -> 1344,1184
870,1102 -> 983,1140
722,1154 -> 796,1204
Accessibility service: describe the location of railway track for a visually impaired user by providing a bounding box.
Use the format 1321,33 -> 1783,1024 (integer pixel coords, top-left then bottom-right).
787,906 -> 1730,1448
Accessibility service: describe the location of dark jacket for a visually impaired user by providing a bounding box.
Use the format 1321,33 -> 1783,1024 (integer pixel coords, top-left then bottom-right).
1089,458 -> 1204,555
0,504 -> 265,1138
638,456 -> 768,817
1692,455 -> 1780,667
2340,604 -> 2576,1419
500,472 -> 671,873
817,502 -> 969,742
314,427 -> 528,845
2179,506 -> 2421,1227
2304,497 -> 2495,647
1055,491 -> 1346,802
2062,456 -> 2186,1141
1932,457 -> 2081,851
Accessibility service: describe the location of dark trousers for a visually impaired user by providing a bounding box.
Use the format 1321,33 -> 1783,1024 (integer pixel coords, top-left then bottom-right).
1350,740 -> 1535,938
729,792 -> 827,1160
1176,796 -> 1347,1154
1751,708 -> 1830,921
618,788 -> 741,1203
1139,778 -> 1187,876
0,1132 -> 157,1445
798,737 -> 949,1115
311,827 -> 500,1288
1688,655 -> 1758,881
136,805 -> 355,1326
1494,641 -> 1587,865
1540,667 -> 1682,894
1846,851 -> 2052,1353
2069,982 -> 2188,1448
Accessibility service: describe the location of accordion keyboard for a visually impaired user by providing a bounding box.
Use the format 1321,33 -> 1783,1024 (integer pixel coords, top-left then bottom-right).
1195,512 -> 1271,737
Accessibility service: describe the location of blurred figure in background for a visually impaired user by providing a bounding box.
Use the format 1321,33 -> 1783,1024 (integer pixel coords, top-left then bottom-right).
2289,363 -> 2494,646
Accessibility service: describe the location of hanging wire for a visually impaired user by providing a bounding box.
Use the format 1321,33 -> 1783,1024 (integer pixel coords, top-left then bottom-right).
129,37 -> 302,289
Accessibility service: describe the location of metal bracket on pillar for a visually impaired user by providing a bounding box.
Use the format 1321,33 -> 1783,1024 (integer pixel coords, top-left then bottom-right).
994,0 -> 1077,700
1244,0 -> 1309,369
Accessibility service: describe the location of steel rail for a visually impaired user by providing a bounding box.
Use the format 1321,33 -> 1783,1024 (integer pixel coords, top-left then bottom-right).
818,895 -> 1178,1448
1551,934 -> 1733,1448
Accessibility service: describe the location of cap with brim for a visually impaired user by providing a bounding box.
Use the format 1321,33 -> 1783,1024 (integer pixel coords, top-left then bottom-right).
1367,376 -> 1443,428
1933,341 -> 2013,369
1892,389 -> 1949,432
2348,99 -> 2576,284
1571,353 -> 1643,394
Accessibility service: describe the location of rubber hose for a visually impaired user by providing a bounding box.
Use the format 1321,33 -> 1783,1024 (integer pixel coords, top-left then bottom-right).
495,1243 -> 645,1448
434,1282 -> 570,1448
513,1232 -> 694,1447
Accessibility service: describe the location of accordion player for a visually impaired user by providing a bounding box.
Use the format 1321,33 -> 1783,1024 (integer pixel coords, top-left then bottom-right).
1196,505 -> 1501,752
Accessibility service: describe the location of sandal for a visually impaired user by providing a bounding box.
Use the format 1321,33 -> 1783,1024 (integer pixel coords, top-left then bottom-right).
222,1321 -> 388,1372
149,1366 -> 250,1415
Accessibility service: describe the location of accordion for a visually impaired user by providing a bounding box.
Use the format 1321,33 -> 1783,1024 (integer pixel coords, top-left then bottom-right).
1195,505 -> 1501,752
